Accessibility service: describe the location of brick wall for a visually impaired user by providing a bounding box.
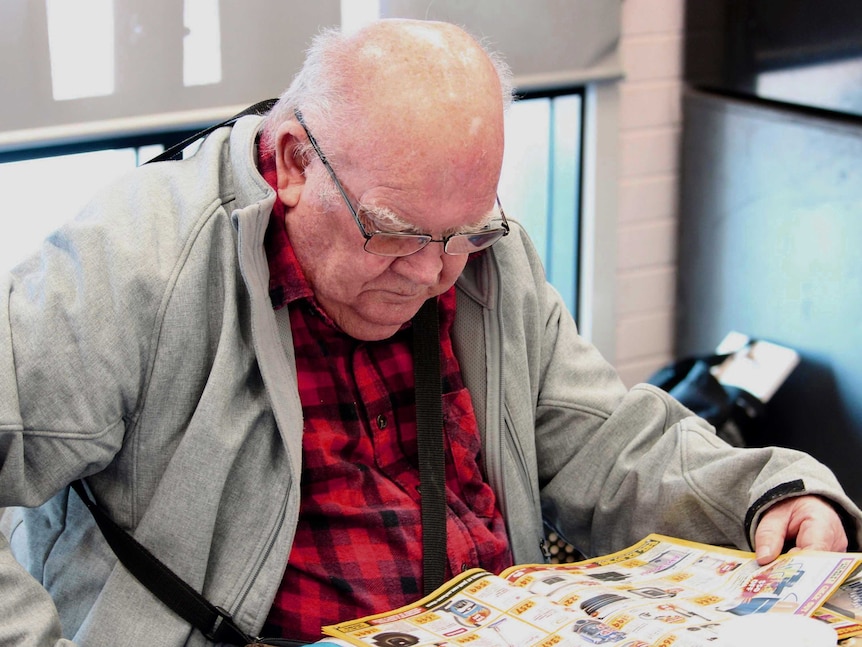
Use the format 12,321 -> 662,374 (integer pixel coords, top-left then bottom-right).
613,0 -> 685,386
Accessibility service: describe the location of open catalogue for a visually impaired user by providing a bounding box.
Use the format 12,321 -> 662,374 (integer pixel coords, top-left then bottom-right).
320,534 -> 862,646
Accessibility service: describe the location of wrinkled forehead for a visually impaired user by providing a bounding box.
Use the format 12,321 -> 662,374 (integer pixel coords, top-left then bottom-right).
335,103 -> 504,216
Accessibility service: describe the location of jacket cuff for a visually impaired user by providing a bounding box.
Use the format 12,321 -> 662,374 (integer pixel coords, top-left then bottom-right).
743,479 -> 805,550
743,479 -> 860,552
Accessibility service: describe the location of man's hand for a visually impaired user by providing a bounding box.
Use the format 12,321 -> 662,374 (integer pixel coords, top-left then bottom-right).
754,495 -> 848,564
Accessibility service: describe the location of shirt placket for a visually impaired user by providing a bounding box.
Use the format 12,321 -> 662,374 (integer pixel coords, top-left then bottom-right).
352,341 -> 422,502
352,340 -> 485,578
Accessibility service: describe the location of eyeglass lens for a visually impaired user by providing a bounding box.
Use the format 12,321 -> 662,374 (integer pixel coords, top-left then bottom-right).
363,229 -> 507,257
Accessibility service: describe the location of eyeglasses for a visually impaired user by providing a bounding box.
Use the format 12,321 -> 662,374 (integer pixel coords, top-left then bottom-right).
294,109 -> 509,257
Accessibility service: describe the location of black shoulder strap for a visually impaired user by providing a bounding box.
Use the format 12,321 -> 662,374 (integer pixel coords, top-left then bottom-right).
70,480 -> 255,644
145,97 -> 278,165
412,297 -> 448,595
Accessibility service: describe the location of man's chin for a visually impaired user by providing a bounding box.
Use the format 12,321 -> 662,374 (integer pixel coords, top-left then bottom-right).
342,302 -> 424,341
343,320 -> 407,341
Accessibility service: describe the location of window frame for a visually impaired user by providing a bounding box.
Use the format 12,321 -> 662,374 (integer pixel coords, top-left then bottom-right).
0,85 -> 619,361
0,128 -> 202,165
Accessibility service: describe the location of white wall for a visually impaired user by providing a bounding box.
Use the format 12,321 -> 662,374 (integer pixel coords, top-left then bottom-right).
613,0 -> 685,386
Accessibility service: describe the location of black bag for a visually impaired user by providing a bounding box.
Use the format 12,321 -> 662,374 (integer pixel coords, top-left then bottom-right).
647,351 -> 766,447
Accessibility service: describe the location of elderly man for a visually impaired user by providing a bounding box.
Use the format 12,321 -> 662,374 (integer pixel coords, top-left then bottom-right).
1,18 -> 859,647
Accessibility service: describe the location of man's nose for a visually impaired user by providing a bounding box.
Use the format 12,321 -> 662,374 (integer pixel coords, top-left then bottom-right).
394,242 -> 445,284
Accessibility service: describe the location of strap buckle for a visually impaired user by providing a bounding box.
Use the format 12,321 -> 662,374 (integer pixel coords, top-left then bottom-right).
206,606 -> 253,644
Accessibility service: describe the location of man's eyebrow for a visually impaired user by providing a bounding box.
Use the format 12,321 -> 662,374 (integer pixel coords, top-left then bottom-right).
359,203 -> 496,236
360,204 -> 412,232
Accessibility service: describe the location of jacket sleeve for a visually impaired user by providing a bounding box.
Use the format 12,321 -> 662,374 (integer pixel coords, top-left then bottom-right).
0,528 -> 74,647
0,223 -> 143,644
0,209 -> 153,507
497,228 -> 862,558
539,373 -> 862,557
0,174 -> 178,644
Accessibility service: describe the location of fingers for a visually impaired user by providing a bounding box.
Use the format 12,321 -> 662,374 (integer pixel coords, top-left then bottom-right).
753,496 -> 848,565
794,507 -> 848,552
754,501 -> 790,564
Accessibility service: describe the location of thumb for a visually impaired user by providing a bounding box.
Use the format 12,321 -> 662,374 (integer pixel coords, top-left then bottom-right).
754,506 -> 792,565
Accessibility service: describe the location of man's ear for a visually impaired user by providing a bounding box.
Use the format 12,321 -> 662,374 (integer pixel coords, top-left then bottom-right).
274,122 -> 309,208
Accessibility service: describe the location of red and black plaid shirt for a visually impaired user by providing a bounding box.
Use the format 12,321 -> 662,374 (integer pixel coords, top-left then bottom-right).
257,150 -> 512,642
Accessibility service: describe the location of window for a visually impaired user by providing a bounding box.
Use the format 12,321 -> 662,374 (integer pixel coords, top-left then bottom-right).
1,92 -> 585,321
500,90 -> 584,318
0,148 -> 138,271
0,132 -> 193,274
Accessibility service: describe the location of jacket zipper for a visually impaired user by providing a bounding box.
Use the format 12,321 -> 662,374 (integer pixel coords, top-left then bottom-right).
229,482 -> 292,635
503,405 -> 548,561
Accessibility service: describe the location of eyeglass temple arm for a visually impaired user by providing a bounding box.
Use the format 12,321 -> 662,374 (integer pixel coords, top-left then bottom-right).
293,108 -> 369,236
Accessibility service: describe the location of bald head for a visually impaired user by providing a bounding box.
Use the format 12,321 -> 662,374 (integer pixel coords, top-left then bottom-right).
263,20 -> 512,187
290,20 -> 510,190
322,20 -> 507,189
334,20 -> 504,128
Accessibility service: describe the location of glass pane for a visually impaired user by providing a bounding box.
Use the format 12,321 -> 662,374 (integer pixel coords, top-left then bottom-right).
183,0 -> 222,87
548,94 -> 583,317
137,144 -> 165,165
500,94 -> 583,316
46,0 -> 114,101
0,149 -> 137,273
501,99 -> 551,262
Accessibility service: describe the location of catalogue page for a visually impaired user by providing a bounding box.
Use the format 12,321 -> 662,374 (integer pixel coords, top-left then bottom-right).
322,534 -> 862,646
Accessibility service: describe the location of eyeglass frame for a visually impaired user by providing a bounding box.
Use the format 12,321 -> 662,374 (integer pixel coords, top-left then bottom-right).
293,108 -> 509,257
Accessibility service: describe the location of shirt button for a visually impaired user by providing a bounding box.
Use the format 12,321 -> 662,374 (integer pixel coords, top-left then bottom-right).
376,414 -> 387,430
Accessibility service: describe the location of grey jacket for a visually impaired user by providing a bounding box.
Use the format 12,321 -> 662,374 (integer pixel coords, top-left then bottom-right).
1,116 -> 859,646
